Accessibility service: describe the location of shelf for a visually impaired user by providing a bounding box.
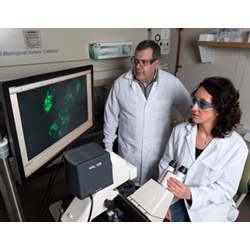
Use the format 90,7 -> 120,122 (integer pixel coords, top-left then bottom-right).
196,41 -> 250,49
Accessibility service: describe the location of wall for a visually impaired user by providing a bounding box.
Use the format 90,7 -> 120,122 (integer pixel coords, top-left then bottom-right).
0,28 -> 150,86
0,28 -> 177,84
175,28 -> 250,130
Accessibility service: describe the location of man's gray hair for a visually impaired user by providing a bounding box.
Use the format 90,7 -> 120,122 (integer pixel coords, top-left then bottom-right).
135,40 -> 161,60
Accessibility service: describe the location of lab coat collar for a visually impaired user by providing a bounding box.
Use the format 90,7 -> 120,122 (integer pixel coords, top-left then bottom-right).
124,70 -> 133,81
123,70 -> 137,91
184,123 -> 221,167
124,70 -> 160,89
185,123 -> 197,161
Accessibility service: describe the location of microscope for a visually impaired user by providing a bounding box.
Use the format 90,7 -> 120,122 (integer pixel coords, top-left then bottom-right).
61,142 -> 187,222
60,142 -> 137,222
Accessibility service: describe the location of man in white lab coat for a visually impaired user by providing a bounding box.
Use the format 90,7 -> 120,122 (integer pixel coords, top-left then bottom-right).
103,40 -> 191,186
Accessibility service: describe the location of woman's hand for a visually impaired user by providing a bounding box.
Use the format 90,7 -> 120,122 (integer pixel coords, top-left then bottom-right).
167,177 -> 192,200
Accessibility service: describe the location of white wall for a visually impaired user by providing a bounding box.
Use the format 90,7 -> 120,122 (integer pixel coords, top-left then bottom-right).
0,28 -> 149,86
175,28 -> 250,130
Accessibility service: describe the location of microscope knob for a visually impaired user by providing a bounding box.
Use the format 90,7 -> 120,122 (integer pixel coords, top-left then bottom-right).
104,199 -> 115,210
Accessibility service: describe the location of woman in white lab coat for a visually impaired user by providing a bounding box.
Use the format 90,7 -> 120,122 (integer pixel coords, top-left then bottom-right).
159,77 -> 249,222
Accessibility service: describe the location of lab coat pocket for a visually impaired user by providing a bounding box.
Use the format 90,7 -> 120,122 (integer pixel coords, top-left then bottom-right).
119,114 -> 136,140
118,138 -> 137,164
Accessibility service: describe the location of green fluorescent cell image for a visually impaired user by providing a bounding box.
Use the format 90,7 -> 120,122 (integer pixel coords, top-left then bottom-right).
44,89 -> 54,113
49,121 -> 59,137
18,74 -> 88,161
47,79 -> 83,139
58,111 -> 70,125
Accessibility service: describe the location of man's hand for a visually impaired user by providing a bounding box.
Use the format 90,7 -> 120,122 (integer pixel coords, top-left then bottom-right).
167,177 -> 192,200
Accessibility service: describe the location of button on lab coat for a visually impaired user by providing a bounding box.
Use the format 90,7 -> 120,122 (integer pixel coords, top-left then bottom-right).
103,69 -> 191,185
159,122 -> 249,221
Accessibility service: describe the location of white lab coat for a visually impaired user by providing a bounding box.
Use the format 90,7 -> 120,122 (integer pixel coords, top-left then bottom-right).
159,122 -> 249,222
103,69 -> 191,185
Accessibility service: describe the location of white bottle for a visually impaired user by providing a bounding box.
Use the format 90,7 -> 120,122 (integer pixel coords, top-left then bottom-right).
158,160 -> 177,188
175,165 -> 188,182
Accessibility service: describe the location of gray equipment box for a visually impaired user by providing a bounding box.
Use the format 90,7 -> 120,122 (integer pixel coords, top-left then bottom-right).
64,142 -> 113,199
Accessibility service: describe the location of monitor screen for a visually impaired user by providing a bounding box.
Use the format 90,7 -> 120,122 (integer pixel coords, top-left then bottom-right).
0,65 -> 93,183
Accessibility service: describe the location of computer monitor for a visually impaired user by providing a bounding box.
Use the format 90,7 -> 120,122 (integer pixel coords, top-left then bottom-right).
0,65 -> 94,184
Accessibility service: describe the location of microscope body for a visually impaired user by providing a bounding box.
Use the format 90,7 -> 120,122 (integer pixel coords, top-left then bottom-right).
61,153 -> 187,222
127,162 -> 187,222
61,151 -> 137,222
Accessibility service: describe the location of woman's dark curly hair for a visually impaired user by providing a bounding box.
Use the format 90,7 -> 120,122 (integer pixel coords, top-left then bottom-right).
191,77 -> 241,138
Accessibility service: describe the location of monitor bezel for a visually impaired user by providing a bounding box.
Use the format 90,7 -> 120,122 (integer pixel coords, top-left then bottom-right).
1,65 -> 94,184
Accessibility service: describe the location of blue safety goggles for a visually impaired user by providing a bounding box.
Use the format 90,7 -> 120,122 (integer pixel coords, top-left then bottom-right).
192,96 -> 215,109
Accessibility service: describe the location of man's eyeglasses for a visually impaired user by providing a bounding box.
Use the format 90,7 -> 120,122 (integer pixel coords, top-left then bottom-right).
192,96 -> 215,109
130,56 -> 156,66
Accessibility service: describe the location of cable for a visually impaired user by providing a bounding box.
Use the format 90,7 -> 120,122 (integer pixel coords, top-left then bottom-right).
87,195 -> 93,222
35,166 -> 60,221
35,170 -> 54,221
40,168 -> 59,219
